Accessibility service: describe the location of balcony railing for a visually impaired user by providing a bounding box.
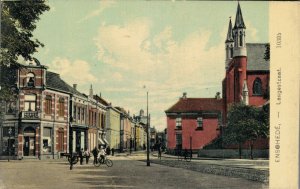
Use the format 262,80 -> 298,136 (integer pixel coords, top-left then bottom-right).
21,111 -> 40,120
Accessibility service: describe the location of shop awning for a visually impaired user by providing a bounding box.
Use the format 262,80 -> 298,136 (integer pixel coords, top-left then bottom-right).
98,138 -> 105,145
103,138 -> 109,145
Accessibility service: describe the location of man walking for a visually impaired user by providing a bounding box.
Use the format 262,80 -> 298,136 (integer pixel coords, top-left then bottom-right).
92,147 -> 99,165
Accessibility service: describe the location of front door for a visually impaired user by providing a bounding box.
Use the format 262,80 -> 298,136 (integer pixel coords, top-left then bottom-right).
23,136 -> 35,156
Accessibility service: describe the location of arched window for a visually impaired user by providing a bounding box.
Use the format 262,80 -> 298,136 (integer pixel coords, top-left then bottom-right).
58,98 -> 65,117
239,31 -> 243,47
230,44 -> 233,58
45,95 -> 52,114
253,78 -> 262,95
26,73 -> 35,87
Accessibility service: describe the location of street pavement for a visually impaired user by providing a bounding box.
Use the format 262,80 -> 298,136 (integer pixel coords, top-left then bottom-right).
0,153 -> 268,189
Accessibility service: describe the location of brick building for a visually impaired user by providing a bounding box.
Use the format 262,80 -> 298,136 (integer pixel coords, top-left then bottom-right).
165,3 -> 269,153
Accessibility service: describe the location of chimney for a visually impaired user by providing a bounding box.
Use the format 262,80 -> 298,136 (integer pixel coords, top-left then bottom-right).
89,84 -> 93,98
73,84 -> 77,90
182,92 -> 187,99
99,92 -> 101,98
215,92 -> 221,99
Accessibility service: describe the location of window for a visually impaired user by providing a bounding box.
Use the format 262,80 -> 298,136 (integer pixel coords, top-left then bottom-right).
197,117 -> 203,129
77,107 -> 81,120
24,94 -> 36,111
45,95 -> 52,114
253,78 -> 262,95
58,98 -> 65,117
239,31 -> 243,46
175,117 -> 182,128
43,128 -> 52,153
230,45 -> 233,58
26,73 -> 35,87
81,108 -> 85,121
73,106 -> 76,121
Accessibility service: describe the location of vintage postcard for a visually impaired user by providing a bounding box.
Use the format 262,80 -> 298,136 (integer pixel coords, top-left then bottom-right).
0,1 -> 299,189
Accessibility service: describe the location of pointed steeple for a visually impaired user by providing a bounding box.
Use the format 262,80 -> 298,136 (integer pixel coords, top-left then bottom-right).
242,80 -> 249,105
233,2 -> 246,29
225,17 -> 234,43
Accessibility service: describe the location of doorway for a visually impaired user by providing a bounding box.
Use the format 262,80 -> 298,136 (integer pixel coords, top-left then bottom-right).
23,127 -> 36,156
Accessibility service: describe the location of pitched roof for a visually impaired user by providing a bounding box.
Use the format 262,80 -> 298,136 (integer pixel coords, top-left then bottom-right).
46,71 -> 84,97
165,98 -> 223,113
246,43 -> 270,71
233,3 -> 246,29
93,94 -> 110,106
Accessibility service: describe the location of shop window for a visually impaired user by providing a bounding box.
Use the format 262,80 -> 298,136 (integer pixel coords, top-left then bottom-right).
45,95 -> 52,114
24,94 -> 36,111
58,98 -> 65,117
253,78 -> 263,95
43,128 -> 52,153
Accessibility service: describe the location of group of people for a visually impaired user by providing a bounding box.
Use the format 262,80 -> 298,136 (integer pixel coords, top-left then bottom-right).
78,145 -> 114,165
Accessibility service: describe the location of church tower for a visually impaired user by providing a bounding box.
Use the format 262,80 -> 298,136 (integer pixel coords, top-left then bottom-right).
232,2 -> 247,57
225,17 -> 234,70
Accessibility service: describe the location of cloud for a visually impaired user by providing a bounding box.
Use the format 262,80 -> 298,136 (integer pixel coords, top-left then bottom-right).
49,57 -> 98,85
78,1 -> 115,23
93,19 -> 226,131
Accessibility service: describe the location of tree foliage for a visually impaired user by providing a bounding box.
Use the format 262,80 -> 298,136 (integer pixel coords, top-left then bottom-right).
1,0 -> 49,66
223,103 -> 269,158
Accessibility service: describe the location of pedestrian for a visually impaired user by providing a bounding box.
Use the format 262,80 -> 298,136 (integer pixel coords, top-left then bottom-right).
92,147 -> 99,165
111,148 -> 114,156
85,148 -> 90,164
158,144 -> 162,160
79,148 -> 84,165
106,146 -> 111,155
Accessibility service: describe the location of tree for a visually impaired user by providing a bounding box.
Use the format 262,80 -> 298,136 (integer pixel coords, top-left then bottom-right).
0,1 -> 49,129
1,0 -> 50,66
223,103 -> 269,159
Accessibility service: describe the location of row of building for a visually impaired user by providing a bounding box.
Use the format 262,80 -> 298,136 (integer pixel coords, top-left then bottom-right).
0,59 -> 153,160
165,3 -> 269,153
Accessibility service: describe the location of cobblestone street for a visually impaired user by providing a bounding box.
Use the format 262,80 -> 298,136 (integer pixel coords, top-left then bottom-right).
0,153 -> 268,189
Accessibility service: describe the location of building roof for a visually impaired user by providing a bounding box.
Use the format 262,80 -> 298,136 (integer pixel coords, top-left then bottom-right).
246,43 -> 270,71
46,71 -> 84,97
93,94 -> 110,106
165,98 -> 223,113
233,3 -> 246,29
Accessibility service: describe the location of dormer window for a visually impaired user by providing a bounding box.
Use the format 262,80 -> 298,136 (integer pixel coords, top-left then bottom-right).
253,78 -> 262,95
197,117 -> 203,129
27,73 -> 35,87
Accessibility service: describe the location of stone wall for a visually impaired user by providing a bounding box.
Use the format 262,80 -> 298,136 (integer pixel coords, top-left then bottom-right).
198,149 -> 269,159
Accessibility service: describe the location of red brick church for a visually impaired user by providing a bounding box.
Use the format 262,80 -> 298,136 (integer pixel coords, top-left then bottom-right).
166,3 -> 269,152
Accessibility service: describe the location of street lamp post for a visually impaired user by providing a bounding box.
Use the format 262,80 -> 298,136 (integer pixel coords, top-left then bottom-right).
8,128 -> 12,162
146,91 -> 150,166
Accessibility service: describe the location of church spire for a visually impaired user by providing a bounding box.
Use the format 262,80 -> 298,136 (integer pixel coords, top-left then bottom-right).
233,2 -> 246,29
232,2 -> 247,57
225,17 -> 234,43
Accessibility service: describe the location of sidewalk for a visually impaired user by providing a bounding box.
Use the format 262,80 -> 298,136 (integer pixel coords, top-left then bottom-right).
146,152 -> 269,183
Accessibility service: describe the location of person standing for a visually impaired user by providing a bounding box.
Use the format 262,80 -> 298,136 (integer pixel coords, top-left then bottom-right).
85,148 -> 90,164
92,147 -> 99,165
158,143 -> 162,160
106,146 -> 111,156
79,148 -> 84,165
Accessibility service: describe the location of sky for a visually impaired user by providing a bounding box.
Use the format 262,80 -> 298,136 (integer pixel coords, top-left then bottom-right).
33,1 -> 269,131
